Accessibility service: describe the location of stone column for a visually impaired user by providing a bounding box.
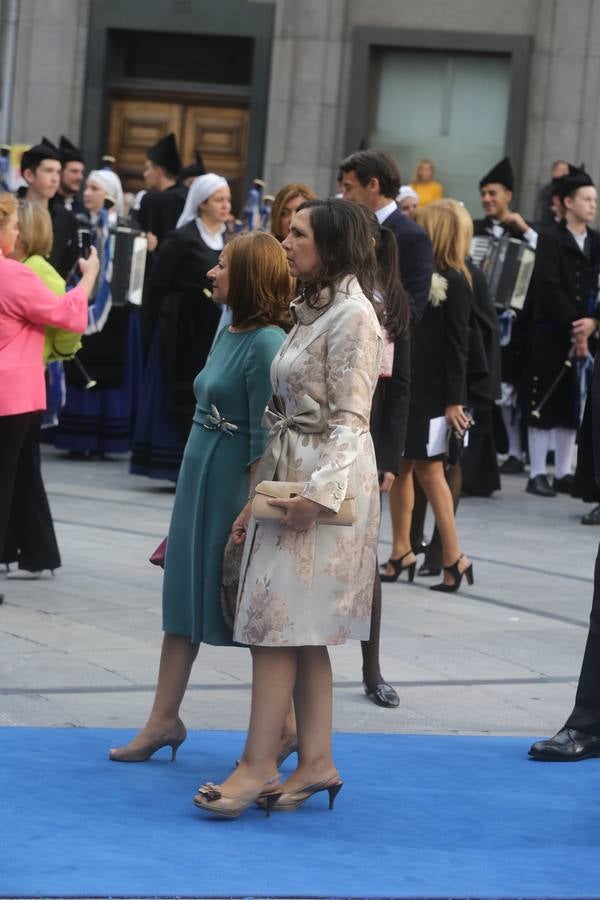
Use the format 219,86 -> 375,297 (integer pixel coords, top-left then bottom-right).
262,0 -> 349,197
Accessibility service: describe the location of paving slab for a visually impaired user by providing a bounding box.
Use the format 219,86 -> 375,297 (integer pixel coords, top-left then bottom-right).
0,447 -> 597,736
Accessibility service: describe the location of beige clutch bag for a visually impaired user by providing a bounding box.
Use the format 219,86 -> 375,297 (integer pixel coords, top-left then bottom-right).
252,481 -> 356,526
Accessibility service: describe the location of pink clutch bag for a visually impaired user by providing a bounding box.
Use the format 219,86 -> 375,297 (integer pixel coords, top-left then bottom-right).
149,537 -> 167,568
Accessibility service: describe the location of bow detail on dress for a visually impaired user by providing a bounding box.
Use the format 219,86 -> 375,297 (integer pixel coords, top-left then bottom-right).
255,393 -> 328,482
202,404 -> 239,436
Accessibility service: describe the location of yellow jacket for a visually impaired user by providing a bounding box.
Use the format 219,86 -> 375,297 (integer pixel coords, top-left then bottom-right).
410,181 -> 444,206
22,254 -> 82,363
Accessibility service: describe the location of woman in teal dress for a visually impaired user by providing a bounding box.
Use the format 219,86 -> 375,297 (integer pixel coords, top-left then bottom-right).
110,232 -> 291,762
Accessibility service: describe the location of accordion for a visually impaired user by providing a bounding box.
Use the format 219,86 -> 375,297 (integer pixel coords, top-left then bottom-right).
111,227 -> 148,307
471,235 -> 535,311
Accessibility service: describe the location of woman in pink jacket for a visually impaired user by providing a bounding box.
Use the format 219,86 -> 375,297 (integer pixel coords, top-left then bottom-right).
0,193 -> 99,582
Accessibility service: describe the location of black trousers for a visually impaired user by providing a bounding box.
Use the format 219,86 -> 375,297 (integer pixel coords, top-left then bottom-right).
564,544 -> 600,736
0,412 -> 61,572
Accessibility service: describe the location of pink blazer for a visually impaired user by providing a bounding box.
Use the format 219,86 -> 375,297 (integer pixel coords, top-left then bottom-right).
0,257 -> 88,416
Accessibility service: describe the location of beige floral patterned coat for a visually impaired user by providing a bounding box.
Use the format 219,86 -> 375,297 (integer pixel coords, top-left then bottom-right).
233,276 -> 383,647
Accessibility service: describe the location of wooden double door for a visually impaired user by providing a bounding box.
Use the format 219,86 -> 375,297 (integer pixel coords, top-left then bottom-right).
108,96 -> 250,211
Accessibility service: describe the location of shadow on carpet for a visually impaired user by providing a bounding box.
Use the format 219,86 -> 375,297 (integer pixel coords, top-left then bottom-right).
2,729 -> 600,899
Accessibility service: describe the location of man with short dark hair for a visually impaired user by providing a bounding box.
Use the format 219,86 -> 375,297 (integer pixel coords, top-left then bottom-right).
56,135 -> 86,217
19,138 -> 78,277
137,132 -> 188,251
339,148 -> 433,320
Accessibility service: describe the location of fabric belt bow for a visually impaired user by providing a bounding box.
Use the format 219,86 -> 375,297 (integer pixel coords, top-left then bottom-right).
255,394 -> 328,481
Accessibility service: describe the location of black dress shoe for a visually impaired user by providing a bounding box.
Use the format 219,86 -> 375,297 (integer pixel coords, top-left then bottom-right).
526,474 -> 556,497
499,455 -> 525,474
581,503 -> 600,525
364,681 -> 400,708
553,474 -> 575,495
529,727 -> 600,761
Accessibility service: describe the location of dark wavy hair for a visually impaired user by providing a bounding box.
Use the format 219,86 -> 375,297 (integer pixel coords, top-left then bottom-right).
296,198 -> 377,307
364,210 -> 410,340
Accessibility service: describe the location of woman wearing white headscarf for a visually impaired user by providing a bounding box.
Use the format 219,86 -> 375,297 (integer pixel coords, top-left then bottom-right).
55,168 -> 144,455
131,173 -> 231,481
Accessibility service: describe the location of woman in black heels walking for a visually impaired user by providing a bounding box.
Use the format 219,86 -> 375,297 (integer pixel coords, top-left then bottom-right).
381,200 -> 473,593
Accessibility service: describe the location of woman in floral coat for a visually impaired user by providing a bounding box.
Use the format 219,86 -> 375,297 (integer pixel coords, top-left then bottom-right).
194,199 -> 383,818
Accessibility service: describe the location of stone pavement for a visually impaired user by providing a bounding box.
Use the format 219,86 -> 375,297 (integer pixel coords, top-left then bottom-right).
0,447 -> 597,737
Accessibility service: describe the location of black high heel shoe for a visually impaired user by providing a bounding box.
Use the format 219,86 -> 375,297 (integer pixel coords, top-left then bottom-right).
430,555 -> 474,593
380,550 -> 416,583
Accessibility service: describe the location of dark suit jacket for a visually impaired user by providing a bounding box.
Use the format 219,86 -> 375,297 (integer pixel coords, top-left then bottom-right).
137,183 -> 189,247
370,332 -> 410,473
48,197 -> 79,279
380,207 -> 433,322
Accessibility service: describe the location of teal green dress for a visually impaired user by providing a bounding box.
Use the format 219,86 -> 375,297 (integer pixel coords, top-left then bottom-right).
162,325 -> 286,645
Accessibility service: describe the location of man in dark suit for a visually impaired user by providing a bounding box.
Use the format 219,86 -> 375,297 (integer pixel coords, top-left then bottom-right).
529,348 -> 600,760
338,148 -> 433,321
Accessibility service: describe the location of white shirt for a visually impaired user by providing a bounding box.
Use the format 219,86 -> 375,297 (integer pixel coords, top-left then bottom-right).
567,226 -> 587,253
491,218 -> 538,249
375,200 -> 398,225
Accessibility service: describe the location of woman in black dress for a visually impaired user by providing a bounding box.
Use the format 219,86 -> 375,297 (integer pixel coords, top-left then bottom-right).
362,213 -> 411,704
130,174 -> 231,481
381,201 -> 474,592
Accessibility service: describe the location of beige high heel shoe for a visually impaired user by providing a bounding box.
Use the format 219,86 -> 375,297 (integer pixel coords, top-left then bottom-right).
258,773 -> 343,812
193,776 -> 282,819
108,719 -> 187,763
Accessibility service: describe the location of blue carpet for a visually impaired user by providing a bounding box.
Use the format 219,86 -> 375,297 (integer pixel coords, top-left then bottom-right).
2,729 -> 600,899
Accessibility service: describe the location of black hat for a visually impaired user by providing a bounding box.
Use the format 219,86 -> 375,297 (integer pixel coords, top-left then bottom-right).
20,138 -> 61,173
479,157 -> 514,192
59,135 -> 84,165
553,165 -> 594,201
179,149 -> 206,181
146,132 -> 181,176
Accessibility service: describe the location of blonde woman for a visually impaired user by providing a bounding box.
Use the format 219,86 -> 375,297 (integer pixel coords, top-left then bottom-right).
270,182 -> 316,242
410,159 -> 443,207
381,201 -> 473,592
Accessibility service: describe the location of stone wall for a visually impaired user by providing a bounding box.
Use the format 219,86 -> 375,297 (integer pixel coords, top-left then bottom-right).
4,0 -> 600,218
263,0 -> 600,216
8,0 -> 90,145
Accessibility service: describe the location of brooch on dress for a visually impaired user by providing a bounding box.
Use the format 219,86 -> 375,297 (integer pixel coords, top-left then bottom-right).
203,404 -> 238,436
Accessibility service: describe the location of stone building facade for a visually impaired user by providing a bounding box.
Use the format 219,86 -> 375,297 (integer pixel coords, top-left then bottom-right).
1,0 -> 599,216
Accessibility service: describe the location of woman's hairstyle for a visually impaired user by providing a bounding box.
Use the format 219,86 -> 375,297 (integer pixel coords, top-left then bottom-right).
414,200 -> 473,288
226,231 -> 293,330
0,192 -> 18,231
295,198 -> 377,306
364,210 -> 410,340
270,182 -> 316,242
16,201 -> 53,258
413,158 -> 435,183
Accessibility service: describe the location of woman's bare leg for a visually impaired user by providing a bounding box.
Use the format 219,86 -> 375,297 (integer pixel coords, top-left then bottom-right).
110,632 -> 198,754
218,646 -> 297,794
281,645 -> 337,792
414,460 -> 470,584
383,460 -> 417,576
424,463 -> 463,570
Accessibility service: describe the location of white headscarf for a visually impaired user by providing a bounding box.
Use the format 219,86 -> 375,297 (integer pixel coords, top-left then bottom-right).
87,169 -> 124,217
397,185 -> 419,203
176,172 -> 228,228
